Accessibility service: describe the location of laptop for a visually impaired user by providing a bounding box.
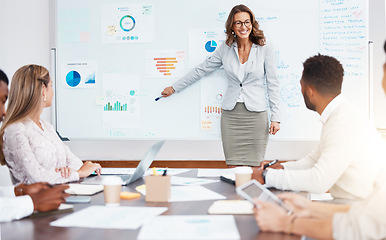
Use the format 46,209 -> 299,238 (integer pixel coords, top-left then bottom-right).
81,140 -> 165,185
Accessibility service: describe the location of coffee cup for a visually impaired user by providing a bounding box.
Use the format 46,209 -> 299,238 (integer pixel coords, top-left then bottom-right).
235,166 -> 253,187
103,176 -> 123,206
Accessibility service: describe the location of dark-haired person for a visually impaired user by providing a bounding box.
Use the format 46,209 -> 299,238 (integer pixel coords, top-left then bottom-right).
0,69 -> 69,222
253,49 -> 386,240
0,65 -> 101,185
254,54 -> 386,201
161,4 -> 281,167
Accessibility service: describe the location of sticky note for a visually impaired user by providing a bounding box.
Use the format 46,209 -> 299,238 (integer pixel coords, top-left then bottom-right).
120,192 -> 141,200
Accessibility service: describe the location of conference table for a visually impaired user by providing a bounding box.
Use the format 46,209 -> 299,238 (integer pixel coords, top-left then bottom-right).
1,169 -> 303,240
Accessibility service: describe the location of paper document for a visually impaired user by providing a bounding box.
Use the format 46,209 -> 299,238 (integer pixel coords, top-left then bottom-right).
197,168 -> 234,177
137,186 -> 226,202
310,193 -> 333,201
138,215 -> 240,240
208,200 -> 254,215
171,176 -> 219,186
65,184 -> 104,195
50,206 -> 167,229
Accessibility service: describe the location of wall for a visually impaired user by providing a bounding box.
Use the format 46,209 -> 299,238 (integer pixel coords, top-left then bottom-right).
370,0 -> 386,128
0,0 -> 51,185
0,0 -> 52,121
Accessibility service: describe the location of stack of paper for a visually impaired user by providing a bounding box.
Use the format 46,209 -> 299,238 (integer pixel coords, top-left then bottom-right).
50,206 -> 167,229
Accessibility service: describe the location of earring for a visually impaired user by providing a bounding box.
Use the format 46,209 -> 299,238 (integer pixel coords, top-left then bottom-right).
232,31 -> 236,38
43,97 -> 46,101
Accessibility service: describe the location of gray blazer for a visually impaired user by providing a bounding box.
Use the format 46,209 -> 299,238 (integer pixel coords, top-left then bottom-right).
172,42 -> 281,122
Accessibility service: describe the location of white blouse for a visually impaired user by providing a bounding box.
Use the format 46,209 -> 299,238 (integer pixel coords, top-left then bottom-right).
236,61 -> 247,103
3,119 -> 82,184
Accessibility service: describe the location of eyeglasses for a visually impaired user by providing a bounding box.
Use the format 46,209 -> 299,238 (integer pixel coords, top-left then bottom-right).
233,20 -> 252,28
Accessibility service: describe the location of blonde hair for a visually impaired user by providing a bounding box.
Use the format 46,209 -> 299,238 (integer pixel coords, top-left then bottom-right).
225,4 -> 266,47
0,64 -> 50,165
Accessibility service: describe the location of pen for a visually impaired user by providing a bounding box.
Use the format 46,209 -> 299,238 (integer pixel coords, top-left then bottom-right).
162,168 -> 168,176
263,159 -> 278,170
155,95 -> 163,101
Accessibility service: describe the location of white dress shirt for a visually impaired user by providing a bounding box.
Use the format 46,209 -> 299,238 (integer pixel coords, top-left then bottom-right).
3,119 -> 83,184
332,163 -> 386,239
265,95 -> 386,200
0,186 -> 34,222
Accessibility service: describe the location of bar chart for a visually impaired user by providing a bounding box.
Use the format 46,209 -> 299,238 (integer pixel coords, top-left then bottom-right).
146,50 -> 185,78
154,57 -> 178,76
104,101 -> 128,111
203,106 -> 222,115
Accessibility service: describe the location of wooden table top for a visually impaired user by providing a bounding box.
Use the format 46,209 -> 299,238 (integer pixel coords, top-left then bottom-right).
1,169 -> 302,240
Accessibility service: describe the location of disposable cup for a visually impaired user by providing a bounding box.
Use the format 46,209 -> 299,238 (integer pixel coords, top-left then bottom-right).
235,166 -> 253,187
103,176 -> 123,206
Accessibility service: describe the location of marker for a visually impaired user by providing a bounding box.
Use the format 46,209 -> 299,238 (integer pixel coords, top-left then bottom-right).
263,159 -> 278,170
155,95 -> 164,101
162,168 -> 168,176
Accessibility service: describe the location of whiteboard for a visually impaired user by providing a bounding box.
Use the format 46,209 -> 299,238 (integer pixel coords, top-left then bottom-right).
54,0 -> 369,141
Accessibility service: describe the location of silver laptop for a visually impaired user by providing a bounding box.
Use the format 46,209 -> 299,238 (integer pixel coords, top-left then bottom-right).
81,140 -> 165,185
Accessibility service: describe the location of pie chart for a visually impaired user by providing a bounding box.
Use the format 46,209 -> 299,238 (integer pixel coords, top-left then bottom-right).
66,71 -> 81,87
120,15 -> 136,32
205,40 -> 217,53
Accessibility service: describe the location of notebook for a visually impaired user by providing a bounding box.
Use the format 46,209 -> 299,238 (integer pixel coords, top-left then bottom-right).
81,140 -> 165,186
65,184 -> 104,195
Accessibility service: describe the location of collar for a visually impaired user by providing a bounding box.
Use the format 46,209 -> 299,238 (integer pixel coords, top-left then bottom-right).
320,94 -> 345,124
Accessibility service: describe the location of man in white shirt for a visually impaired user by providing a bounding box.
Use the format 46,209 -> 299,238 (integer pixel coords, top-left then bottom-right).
0,69 -> 69,222
253,54 -> 386,201
253,50 -> 386,240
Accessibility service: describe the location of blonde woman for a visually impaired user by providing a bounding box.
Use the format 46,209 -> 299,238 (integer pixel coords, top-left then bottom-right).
0,64 -> 101,184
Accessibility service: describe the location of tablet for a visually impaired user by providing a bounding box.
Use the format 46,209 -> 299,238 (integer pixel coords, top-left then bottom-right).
236,179 -> 292,214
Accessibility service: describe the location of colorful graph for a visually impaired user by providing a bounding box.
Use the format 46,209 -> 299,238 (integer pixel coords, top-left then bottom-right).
85,72 -> 95,84
153,57 -> 178,76
205,40 -> 217,52
120,15 -> 136,32
66,71 -> 81,87
104,101 -> 128,111
204,106 -> 222,114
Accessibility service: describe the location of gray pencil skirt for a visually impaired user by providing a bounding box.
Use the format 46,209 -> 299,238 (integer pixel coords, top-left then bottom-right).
221,103 -> 269,166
